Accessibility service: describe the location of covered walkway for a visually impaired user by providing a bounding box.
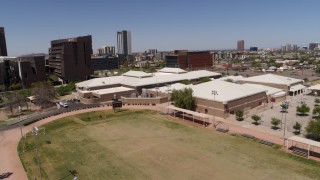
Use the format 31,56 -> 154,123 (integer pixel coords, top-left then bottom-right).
167,105 -> 212,126
287,136 -> 320,159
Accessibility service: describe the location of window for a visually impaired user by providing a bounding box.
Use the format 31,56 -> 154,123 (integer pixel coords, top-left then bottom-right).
205,109 -> 208,113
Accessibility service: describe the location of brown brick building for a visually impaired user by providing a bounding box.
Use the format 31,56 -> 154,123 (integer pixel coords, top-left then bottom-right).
18,54 -> 46,87
172,51 -> 213,69
49,35 -> 93,83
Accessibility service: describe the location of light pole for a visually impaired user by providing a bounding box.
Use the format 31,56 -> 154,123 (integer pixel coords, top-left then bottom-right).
212,90 -> 218,125
166,84 -> 171,114
33,127 -> 42,180
281,101 -> 289,147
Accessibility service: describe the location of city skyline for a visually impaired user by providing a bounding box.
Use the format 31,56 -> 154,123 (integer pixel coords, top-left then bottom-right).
1,0 -> 320,56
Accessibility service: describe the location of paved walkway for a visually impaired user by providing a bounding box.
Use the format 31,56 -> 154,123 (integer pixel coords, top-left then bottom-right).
0,104 -> 305,180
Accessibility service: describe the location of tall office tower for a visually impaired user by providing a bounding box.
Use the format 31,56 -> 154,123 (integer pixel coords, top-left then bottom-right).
285,44 -> 292,51
98,45 -> 115,56
48,35 -> 93,83
117,30 -> 132,55
309,43 -> 320,51
237,40 -> 245,51
0,27 -> 8,56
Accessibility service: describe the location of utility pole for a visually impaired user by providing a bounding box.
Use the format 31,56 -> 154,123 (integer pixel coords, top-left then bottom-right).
212,90 -> 218,126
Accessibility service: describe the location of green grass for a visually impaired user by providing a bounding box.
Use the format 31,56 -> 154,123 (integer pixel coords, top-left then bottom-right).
18,110 -> 320,180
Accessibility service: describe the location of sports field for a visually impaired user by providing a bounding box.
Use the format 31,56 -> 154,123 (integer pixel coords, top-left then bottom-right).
18,110 -> 320,180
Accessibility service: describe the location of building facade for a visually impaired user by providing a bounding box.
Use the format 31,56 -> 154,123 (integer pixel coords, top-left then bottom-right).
117,30 -> 132,55
0,27 -> 8,56
18,54 -> 46,88
98,46 -> 115,56
237,40 -> 244,51
91,55 -> 119,71
48,35 -> 93,83
0,54 -> 46,89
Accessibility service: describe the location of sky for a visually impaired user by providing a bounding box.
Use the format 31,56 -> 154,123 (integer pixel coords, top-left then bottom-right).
1,0 -> 320,56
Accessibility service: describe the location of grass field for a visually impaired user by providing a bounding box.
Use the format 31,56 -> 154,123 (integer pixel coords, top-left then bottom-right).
18,110 -> 320,180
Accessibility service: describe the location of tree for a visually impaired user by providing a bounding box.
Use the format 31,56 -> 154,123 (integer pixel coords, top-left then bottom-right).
235,110 -> 244,121
56,82 -> 76,96
225,79 -> 233,83
293,122 -> 302,134
180,80 -> 191,85
305,120 -> 320,141
31,81 -> 56,109
171,88 -> 196,111
251,114 -> 261,125
315,98 -> 320,106
271,118 -> 281,129
199,77 -> 211,83
296,103 -> 310,116
313,106 -> 320,118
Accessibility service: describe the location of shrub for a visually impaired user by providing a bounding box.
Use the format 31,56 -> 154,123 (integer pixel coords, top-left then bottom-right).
296,103 -> 310,116
235,110 -> 244,121
271,118 -> 281,129
293,122 -> 302,134
251,114 -> 261,125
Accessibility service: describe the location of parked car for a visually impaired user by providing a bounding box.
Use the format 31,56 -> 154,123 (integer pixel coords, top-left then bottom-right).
59,101 -> 69,108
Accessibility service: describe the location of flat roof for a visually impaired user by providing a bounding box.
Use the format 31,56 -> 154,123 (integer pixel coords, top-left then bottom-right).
122,71 -> 152,78
243,83 -> 283,96
307,84 -> 320,91
241,74 -> 303,86
152,81 -> 266,104
289,84 -> 306,92
76,70 -> 221,88
158,67 -> 187,74
91,86 -> 134,95
289,136 -> 320,148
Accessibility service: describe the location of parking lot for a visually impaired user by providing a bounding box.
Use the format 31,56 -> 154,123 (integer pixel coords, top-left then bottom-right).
227,94 -> 318,138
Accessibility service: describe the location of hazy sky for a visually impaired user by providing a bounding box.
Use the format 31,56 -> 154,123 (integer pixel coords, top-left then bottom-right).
1,0 -> 320,56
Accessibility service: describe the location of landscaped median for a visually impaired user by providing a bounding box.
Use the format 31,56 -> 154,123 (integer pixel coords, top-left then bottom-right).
18,109 -> 320,179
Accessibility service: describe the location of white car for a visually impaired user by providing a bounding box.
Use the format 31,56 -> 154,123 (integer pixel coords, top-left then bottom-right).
59,101 -> 69,108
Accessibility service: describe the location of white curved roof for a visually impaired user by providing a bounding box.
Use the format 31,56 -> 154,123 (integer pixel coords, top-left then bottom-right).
76,70 -> 221,88
241,74 -> 303,86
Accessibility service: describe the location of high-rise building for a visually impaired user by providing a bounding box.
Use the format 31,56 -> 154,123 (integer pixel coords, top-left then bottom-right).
286,44 -> 292,51
0,54 -> 45,89
237,40 -> 244,51
309,43 -> 320,51
48,35 -> 93,83
0,27 -> 8,56
117,30 -> 132,55
98,46 -> 115,56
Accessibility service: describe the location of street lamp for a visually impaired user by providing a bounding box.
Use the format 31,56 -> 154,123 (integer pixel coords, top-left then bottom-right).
281,101 -> 289,147
211,90 -> 218,124
166,84 -> 171,114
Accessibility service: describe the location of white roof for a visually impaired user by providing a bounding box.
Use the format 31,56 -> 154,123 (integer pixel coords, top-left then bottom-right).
154,81 -> 266,104
76,70 -> 221,88
191,81 -> 266,104
241,74 -> 303,86
243,83 -> 283,96
158,67 -> 186,74
288,136 -> 320,148
150,83 -> 191,93
307,84 -> 320,91
91,86 -> 134,95
122,71 -> 152,78
289,84 -> 306,92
